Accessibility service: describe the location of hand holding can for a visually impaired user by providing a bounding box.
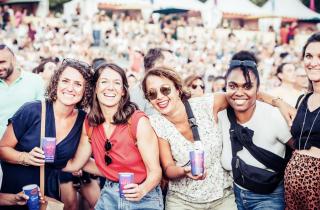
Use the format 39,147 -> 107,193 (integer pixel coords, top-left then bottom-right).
22,184 -> 40,210
118,173 -> 134,198
189,150 -> 204,176
41,137 -> 56,163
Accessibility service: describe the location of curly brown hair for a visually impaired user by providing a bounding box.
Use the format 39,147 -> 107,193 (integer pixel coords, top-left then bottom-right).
45,59 -> 93,109
141,66 -> 191,101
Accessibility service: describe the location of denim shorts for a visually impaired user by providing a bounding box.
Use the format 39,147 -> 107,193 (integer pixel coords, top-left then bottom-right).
233,181 -> 285,210
95,179 -> 164,210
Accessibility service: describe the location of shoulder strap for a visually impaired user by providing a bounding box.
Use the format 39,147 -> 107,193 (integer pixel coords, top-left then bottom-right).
183,100 -> 200,141
295,94 -> 306,109
40,100 -> 46,196
226,107 -> 286,172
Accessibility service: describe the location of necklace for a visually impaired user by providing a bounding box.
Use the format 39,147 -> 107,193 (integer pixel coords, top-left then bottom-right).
298,105 -> 320,150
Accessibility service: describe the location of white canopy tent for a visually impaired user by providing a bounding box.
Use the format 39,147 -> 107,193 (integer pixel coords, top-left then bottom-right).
152,0 -> 205,12
262,0 -> 320,19
205,0 -> 271,17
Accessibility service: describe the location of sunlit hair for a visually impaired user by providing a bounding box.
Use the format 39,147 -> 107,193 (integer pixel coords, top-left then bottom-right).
302,32 -> 320,92
87,63 -> 138,127
184,74 -> 204,88
45,59 -> 93,109
141,66 -> 191,101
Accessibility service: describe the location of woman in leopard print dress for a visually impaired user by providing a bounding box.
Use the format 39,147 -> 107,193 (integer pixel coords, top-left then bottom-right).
284,32 -> 320,210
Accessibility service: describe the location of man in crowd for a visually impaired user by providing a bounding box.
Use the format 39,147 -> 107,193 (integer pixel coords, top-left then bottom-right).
219,51 -> 292,210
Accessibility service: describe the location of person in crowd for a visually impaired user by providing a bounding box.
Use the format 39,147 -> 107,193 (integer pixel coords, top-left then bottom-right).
269,62 -> 302,106
127,73 -> 138,89
63,63 -> 163,210
285,32 -> 320,210
184,74 -> 205,98
32,57 -> 59,87
141,66 -> 237,210
0,59 -> 95,210
212,76 -> 226,93
219,51 -> 293,210
130,48 -> 176,116
0,44 -> 44,138
294,66 -> 309,94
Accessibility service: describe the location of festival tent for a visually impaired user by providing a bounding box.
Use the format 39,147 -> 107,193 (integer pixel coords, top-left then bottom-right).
262,0 -> 320,20
152,0 -> 206,13
205,0 -> 271,18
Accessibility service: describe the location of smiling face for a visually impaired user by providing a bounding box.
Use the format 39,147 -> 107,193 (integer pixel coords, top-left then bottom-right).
226,68 -> 258,114
56,66 -> 85,106
303,42 -> 320,84
145,75 -> 181,116
96,68 -> 125,109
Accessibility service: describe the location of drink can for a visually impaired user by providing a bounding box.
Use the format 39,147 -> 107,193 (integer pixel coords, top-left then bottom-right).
22,184 -> 40,210
118,173 -> 134,198
41,137 -> 56,163
189,150 -> 204,176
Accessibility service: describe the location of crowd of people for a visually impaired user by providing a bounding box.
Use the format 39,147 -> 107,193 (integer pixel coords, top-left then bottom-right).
0,5 -> 319,210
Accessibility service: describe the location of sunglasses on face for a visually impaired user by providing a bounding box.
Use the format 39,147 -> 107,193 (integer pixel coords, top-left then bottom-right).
104,139 -> 112,165
191,84 -> 205,90
146,85 -> 172,100
229,60 -> 257,70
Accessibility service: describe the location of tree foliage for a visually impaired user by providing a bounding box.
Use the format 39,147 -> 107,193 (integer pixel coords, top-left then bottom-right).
49,0 -> 71,13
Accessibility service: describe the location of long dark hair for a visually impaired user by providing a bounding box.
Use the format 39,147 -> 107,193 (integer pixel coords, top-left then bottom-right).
302,32 -> 320,92
87,63 -> 138,127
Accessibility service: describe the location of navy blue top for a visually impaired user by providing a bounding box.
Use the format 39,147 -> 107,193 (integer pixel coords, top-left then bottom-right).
292,93 -> 320,150
0,100 -> 85,210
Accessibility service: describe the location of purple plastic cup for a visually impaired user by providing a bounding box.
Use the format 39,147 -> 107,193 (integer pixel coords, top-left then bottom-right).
189,150 -> 204,176
41,137 -> 56,163
22,184 -> 40,210
118,173 -> 134,198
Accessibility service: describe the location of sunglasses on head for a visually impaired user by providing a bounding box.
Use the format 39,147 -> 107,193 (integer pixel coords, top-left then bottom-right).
146,85 -> 172,100
191,84 -> 205,90
229,60 -> 257,70
104,139 -> 112,165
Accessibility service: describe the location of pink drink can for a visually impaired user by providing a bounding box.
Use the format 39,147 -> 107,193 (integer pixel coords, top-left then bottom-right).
189,150 -> 204,176
41,137 -> 56,163
118,172 -> 134,198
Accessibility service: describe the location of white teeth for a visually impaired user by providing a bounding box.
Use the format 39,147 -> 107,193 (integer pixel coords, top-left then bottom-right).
63,93 -> 74,97
234,99 -> 246,105
158,100 -> 169,108
103,93 -> 115,97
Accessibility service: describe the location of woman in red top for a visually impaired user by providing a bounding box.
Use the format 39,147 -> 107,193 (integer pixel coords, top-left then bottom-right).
63,63 -> 163,210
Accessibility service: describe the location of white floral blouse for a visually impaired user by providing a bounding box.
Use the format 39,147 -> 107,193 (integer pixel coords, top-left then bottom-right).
149,95 -> 230,203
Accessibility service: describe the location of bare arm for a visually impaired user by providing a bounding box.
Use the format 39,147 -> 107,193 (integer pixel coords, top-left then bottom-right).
63,123 -> 92,172
0,193 -> 29,206
124,117 -> 162,201
257,92 -> 297,126
212,92 -> 229,122
0,124 -> 45,166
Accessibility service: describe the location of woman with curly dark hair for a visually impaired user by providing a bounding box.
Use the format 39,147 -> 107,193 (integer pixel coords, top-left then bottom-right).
0,59 -> 95,210
63,62 -> 163,210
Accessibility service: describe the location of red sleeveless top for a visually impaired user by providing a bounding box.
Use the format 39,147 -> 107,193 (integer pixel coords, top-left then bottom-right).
85,111 -> 147,183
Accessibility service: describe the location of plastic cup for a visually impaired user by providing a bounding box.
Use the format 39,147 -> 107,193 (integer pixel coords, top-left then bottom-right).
41,137 -> 56,162
22,184 -> 39,210
189,150 -> 204,176
118,173 -> 134,198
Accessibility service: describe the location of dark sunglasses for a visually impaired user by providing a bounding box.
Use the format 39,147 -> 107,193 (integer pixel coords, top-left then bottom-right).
104,139 -> 112,165
229,60 -> 257,70
191,84 -> 205,90
146,85 -> 171,100
62,58 -> 91,71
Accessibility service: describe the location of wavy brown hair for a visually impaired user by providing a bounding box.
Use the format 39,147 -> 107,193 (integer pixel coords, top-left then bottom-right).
141,66 -> 191,101
87,63 -> 138,127
45,59 -> 93,109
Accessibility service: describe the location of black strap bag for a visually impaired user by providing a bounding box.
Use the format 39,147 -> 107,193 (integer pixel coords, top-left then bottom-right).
227,107 -> 289,194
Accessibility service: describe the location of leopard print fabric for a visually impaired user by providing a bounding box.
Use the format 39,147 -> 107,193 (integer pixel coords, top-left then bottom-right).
284,152 -> 320,210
